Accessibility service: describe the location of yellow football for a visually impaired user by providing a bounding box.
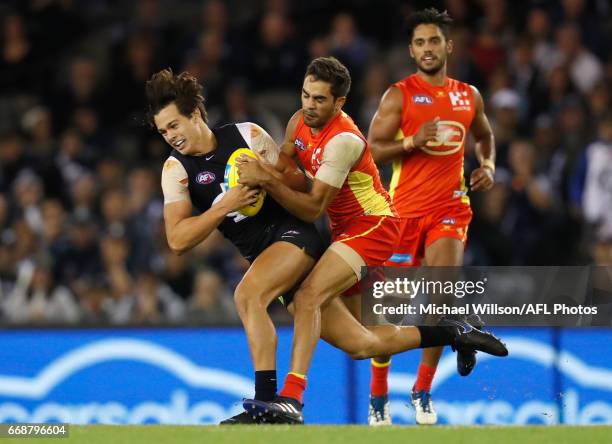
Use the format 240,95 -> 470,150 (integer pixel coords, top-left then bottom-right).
224,148 -> 266,217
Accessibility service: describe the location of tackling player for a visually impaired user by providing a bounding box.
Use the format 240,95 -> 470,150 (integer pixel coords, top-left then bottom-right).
238,57 -> 505,424
146,68 -> 505,425
367,8 -> 496,425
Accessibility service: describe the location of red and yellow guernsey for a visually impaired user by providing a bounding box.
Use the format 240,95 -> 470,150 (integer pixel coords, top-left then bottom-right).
390,74 -> 476,217
292,111 -> 396,235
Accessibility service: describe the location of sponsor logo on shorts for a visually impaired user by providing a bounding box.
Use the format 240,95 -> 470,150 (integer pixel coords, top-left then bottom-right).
196,171 -> 216,185
388,253 -> 413,264
281,230 -> 300,239
294,138 -> 306,151
412,94 -> 433,105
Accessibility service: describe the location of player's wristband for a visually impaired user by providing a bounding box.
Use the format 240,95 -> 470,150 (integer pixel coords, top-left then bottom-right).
481,159 -> 495,174
402,135 -> 415,152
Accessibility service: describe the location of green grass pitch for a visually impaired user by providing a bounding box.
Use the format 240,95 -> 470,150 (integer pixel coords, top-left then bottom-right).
3,425 -> 610,444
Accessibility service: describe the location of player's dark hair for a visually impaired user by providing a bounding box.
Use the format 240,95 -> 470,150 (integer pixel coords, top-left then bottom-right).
408,7 -> 453,41
145,68 -> 208,126
305,57 -> 351,98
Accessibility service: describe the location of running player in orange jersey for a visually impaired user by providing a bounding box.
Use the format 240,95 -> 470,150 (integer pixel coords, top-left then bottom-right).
237,57 -> 506,424
367,8 -> 497,425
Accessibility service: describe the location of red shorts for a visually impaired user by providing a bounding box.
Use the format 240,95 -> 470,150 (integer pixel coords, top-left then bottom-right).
333,215 -> 400,265
334,215 -> 400,297
384,205 -> 472,267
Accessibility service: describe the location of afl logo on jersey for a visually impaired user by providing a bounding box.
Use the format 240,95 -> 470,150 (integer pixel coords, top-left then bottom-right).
196,171 -> 216,184
412,94 -> 433,105
422,120 -> 466,156
294,138 -> 306,151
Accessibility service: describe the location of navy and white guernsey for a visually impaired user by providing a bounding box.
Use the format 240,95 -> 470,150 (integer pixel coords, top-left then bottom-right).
169,123 -> 298,261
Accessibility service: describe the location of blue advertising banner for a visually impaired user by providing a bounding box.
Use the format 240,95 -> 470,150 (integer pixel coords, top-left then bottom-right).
0,328 -> 609,425
0,328 -> 348,424
355,328 -> 612,425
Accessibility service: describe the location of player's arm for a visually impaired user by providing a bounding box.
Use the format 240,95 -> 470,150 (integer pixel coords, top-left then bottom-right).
369,87 -> 439,164
368,87 -> 406,164
162,158 -> 258,255
469,86 -> 496,192
243,117 -> 309,192
237,133 -> 364,223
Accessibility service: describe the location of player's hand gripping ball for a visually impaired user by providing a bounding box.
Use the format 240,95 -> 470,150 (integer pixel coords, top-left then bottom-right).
225,148 -> 266,216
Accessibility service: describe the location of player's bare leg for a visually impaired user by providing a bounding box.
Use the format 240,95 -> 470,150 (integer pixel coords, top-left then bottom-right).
318,297 -> 422,358
411,236 -> 465,424
222,241 -> 314,425
234,242 -> 315,371
242,248 -> 358,424
283,286 -> 450,362
243,241 -> 506,423
289,248 -> 358,374
245,263 -> 506,423
344,294 -> 392,425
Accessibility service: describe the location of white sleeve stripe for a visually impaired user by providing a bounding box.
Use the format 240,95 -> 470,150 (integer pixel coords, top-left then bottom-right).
236,122 -> 253,150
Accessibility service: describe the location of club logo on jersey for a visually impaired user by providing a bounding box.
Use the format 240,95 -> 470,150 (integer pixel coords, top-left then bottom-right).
412,94 -> 433,105
449,91 -> 471,111
294,138 -> 306,151
311,147 -> 323,170
196,171 -> 216,185
421,120 -> 466,156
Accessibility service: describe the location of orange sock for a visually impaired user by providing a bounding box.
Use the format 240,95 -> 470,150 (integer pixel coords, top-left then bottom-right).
370,358 -> 391,397
414,363 -> 436,392
279,372 -> 307,404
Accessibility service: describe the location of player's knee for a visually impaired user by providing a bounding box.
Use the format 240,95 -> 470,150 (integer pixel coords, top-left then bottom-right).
234,284 -> 259,318
292,284 -> 323,314
234,283 -> 268,318
233,287 -> 249,318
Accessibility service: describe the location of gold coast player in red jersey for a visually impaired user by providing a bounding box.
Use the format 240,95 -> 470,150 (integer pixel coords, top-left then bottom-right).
367,8 -> 496,425
237,57 -> 506,423
239,57 -> 400,422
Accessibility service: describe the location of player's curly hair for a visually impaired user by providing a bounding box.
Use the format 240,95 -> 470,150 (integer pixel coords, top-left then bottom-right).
407,7 -> 453,41
145,68 -> 208,127
305,56 -> 351,99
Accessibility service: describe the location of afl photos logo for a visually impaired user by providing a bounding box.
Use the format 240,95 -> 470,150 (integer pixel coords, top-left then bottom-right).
422,120 -> 466,156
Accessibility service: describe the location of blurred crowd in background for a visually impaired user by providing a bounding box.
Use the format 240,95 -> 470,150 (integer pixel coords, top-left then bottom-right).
0,0 -> 611,325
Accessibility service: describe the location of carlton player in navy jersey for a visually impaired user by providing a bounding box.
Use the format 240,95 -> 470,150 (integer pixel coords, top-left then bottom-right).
146,68 -> 507,425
